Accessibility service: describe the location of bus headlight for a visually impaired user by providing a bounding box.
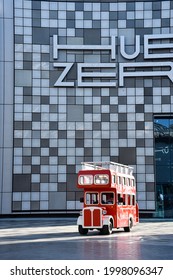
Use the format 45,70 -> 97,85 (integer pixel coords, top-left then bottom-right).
102,209 -> 107,215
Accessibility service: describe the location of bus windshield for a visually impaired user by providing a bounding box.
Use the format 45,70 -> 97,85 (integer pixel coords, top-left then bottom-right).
85,192 -> 98,205
101,192 -> 114,204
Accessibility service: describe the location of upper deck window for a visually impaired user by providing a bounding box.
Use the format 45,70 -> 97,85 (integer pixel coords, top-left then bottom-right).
78,175 -> 93,185
112,175 -> 116,184
94,174 -> 109,185
131,179 -> 135,187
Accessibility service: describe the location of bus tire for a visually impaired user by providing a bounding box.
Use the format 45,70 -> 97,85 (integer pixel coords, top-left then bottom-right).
78,225 -> 88,235
101,221 -> 113,235
124,218 -> 133,232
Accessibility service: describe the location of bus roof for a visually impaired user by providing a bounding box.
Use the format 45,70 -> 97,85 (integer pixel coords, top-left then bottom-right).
81,161 -> 134,176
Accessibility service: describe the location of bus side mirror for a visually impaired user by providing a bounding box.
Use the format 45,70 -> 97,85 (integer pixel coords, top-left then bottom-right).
80,197 -> 84,203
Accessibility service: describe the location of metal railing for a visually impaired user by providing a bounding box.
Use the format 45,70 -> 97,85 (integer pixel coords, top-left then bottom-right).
81,161 -> 133,175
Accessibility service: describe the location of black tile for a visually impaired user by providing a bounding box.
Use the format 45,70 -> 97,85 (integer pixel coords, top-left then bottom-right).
119,122 -> 127,130
118,130 -> 127,139
118,113 -> 127,122
41,96 -> 49,104
162,95 -> 170,104
15,35 -> 23,44
14,121 -> 22,130
109,12 -> 117,21
136,121 -> 145,130
84,147 -> 93,156
32,113 -> 41,121
31,183 -> 40,192
127,2 -> 135,10
50,11 -> 58,19
31,201 -> 40,211
23,87 -> 32,96
41,174 -> 49,183
50,121 -> 58,130
32,148 -> 41,156
23,157 -> 32,165
41,139 -> 49,147
13,201 -> 22,211
67,165 -> 76,174
41,157 -> 49,165
13,174 -> 31,192
32,1 -> 41,10
84,105 -> 93,113
93,122 -> 101,130
23,121 -> 32,130
31,165 -> 40,174
59,130 -> 67,139
84,29 -> 101,45
135,104 -> 144,113
119,147 -> 136,165
14,139 -> 23,147
101,139 -> 110,148
49,148 -> 58,156
75,2 -> 84,11
32,27 -> 50,45
75,139 -> 84,147
67,19 -> 75,28
136,139 -> 145,147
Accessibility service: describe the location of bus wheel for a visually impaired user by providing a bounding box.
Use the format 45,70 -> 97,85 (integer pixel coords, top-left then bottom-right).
124,218 -> 133,232
101,221 -> 113,235
78,225 -> 88,235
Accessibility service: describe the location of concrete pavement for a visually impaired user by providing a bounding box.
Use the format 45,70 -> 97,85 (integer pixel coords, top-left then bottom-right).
0,217 -> 173,259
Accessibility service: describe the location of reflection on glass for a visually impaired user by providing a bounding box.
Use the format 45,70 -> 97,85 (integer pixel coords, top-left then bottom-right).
79,175 -> 93,185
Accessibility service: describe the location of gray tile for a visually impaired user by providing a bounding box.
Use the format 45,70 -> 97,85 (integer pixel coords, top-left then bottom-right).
15,70 -> 32,86
67,105 -> 83,121
49,192 -> 66,210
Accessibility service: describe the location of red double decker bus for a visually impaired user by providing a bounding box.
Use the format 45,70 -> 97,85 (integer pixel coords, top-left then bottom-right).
77,161 -> 139,235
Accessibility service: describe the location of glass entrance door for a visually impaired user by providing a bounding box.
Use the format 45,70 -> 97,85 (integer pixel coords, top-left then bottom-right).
156,184 -> 173,218
154,117 -> 173,218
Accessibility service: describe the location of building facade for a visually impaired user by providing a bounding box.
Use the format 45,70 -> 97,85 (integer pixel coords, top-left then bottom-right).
0,0 -> 173,217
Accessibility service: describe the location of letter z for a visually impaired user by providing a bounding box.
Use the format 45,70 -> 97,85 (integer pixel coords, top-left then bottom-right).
53,63 -> 74,87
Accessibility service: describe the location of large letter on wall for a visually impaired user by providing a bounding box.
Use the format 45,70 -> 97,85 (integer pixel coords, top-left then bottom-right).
53,63 -> 74,87
144,34 -> 173,59
119,62 -> 173,87
120,35 -> 140,60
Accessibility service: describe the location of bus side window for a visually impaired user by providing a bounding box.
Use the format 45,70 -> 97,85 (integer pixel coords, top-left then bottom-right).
123,194 -> 126,205
132,195 -> 135,205
118,194 -> 123,204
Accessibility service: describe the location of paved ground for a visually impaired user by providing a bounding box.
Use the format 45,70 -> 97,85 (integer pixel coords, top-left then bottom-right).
0,218 -> 173,260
